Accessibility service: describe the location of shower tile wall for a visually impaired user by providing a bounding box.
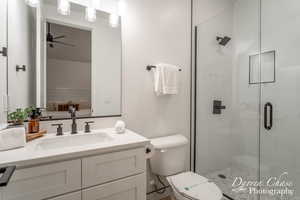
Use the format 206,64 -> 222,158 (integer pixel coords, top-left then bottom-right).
195,0 -> 236,174
230,0 -> 261,182
194,0 -> 260,172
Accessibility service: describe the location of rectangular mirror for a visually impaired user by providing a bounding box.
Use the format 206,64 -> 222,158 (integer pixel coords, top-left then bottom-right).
7,0 -> 122,120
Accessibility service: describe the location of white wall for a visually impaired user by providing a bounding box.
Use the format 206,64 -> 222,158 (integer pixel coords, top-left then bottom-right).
0,0 -> 7,126
121,0 -> 191,140
7,0 -> 36,110
47,59 -> 91,105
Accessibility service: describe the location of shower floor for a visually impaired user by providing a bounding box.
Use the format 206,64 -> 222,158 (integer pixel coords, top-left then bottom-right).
206,168 -> 258,200
205,168 -> 292,200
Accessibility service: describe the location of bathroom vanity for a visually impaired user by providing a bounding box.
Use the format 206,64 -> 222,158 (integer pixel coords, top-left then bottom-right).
0,129 -> 149,200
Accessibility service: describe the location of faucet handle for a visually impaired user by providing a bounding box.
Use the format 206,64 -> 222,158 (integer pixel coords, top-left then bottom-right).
52,123 -> 63,136
68,106 -> 76,116
84,121 -> 94,133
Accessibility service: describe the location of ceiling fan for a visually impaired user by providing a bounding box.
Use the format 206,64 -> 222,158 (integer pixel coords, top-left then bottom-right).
46,22 -> 75,48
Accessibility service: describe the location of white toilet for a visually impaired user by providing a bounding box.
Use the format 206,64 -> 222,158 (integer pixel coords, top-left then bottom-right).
150,135 -> 223,200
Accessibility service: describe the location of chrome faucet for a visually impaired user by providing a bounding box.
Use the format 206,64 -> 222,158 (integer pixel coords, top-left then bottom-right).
69,106 -> 77,134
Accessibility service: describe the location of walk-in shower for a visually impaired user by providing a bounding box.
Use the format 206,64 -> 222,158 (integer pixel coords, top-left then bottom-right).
193,0 -> 299,200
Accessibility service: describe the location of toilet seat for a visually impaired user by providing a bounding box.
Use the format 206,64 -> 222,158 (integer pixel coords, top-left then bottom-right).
168,172 -> 222,200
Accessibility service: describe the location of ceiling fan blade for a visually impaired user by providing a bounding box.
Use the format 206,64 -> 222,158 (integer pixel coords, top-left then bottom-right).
52,40 -> 76,47
53,35 -> 66,40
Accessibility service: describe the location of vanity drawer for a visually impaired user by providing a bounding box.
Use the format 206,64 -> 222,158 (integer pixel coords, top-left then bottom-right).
82,148 -> 146,187
0,159 -> 81,200
82,173 -> 146,200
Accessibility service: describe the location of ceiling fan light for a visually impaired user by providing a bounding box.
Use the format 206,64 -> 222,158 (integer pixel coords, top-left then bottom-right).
109,13 -> 119,28
25,0 -> 40,7
57,0 -> 71,16
85,7 -> 96,22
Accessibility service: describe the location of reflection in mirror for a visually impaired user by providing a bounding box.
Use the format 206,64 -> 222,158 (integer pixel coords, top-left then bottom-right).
46,22 -> 92,118
7,0 -> 122,120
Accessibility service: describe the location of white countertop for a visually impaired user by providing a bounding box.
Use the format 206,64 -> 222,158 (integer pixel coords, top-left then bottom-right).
0,128 -> 149,168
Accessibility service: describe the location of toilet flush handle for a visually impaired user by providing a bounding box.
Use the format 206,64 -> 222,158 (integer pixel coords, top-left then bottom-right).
160,149 -> 167,153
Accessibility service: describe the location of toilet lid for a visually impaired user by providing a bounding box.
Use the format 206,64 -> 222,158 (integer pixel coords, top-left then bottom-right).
169,172 -> 222,200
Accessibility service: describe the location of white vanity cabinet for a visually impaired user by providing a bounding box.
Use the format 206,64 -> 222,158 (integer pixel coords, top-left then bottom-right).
82,148 -> 145,187
82,174 -> 146,200
0,160 -> 81,200
0,147 -> 146,200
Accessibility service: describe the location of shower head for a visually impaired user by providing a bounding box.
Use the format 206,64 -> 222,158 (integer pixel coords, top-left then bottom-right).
216,36 -> 231,46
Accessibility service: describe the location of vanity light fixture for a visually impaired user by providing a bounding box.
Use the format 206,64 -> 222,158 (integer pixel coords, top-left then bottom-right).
109,13 -> 119,28
25,0 -> 40,7
85,0 -> 97,22
118,0 -> 126,16
85,7 -> 96,22
57,0 -> 71,16
109,0 -> 122,28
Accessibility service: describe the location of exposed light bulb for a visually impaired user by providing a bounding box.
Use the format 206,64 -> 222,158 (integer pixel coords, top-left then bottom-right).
85,0 -> 97,22
118,0 -> 126,16
85,7 -> 96,22
25,0 -> 40,7
109,13 -> 119,28
57,0 -> 71,16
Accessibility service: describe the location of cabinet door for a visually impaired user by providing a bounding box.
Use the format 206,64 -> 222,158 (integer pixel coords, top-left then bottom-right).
48,191 -> 81,200
82,173 -> 146,200
0,159 -> 81,200
82,148 -> 145,187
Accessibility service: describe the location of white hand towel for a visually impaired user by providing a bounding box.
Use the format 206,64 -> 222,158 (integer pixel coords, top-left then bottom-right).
0,127 -> 26,151
159,63 -> 179,95
153,63 -> 179,96
153,65 -> 163,96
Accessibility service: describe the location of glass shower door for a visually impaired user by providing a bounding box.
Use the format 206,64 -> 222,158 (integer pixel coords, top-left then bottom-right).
194,0 -> 261,199
260,0 -> 300,199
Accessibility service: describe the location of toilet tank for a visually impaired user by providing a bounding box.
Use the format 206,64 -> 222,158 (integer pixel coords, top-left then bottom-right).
150,135 -> 188,176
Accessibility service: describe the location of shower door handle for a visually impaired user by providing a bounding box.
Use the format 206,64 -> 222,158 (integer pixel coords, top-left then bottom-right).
264,102 -> 273,130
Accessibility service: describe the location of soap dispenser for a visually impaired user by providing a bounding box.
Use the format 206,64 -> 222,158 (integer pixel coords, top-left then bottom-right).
28,108 -> 41,133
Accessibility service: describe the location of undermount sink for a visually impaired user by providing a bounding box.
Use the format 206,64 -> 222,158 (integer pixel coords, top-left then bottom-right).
35,132 -> 114,150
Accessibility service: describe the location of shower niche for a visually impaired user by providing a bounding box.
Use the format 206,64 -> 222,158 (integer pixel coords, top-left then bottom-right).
249,50 -> 276,84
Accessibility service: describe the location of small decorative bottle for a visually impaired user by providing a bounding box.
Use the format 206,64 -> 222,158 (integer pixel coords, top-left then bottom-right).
28,108 -> 41,134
